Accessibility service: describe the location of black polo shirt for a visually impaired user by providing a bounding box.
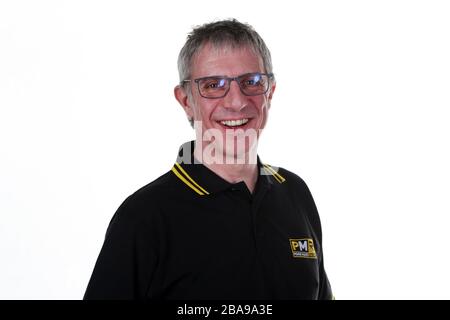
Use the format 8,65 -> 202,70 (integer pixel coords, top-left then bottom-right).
84,141 -> 333,300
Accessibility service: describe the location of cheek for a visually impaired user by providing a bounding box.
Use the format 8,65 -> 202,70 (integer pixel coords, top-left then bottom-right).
254,97 -> 269,115
194,101 -> 215,122
255,98 -> 270,128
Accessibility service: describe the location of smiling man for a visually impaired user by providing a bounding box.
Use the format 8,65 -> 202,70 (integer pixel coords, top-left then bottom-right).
174,40 -> 272,193
84,19 -> 333,300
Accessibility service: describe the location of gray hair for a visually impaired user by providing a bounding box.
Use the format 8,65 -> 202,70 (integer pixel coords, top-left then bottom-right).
177,18 -> 274,83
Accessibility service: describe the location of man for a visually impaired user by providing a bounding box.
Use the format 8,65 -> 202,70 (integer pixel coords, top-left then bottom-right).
84,19 -> 333,300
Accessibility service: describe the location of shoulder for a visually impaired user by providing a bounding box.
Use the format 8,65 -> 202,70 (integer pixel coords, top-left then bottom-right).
280,166 -> 317,208
277,165 -> 317,204
265,164 -> 313,197
126,170 -> 175,207
105,170 -> 176,234
266,164 -> 323,230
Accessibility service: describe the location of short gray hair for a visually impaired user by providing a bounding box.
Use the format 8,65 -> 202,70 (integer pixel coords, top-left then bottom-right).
177,18 -> 274,83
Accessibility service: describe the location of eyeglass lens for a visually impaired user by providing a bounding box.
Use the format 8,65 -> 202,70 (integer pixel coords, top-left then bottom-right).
198,73 -> 269,98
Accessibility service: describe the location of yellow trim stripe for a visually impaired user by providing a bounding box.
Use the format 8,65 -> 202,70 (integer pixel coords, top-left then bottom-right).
171,166 -> 206,195
263,165 -> 282,183
263,164 -> 286,183
174,162 -> 210,195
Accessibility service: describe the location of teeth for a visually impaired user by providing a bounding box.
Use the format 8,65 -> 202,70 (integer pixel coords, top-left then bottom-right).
220,118 -> 249,127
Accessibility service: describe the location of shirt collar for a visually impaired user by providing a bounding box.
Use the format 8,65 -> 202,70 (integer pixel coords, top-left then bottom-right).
171,141 -> 284,196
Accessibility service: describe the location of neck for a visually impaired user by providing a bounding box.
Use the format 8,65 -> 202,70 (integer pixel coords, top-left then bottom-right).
193,144 -> 259,193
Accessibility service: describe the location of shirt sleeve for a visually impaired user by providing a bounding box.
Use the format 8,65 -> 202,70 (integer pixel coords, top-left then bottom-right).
318,256 -> 333,300
83,196 -> 158,300
295,175 -> 334,300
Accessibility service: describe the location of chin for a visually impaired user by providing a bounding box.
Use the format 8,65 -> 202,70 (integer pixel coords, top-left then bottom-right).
222,134 -> 258,164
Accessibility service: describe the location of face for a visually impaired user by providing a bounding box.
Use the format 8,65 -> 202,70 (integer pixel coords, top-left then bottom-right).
175,43 -> 276,163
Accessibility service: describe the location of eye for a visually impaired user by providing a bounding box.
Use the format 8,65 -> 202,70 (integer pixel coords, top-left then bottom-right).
242,74 -> 264,86
202,78 -> 226,90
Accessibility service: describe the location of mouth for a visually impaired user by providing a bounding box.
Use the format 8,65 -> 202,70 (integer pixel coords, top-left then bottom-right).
217,118 -> 250,129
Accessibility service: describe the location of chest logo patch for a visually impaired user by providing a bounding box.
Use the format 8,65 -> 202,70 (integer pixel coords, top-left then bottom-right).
289,238 -> 317,259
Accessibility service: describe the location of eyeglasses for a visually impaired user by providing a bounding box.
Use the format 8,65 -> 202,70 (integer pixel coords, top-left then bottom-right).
182,72 -> 274,99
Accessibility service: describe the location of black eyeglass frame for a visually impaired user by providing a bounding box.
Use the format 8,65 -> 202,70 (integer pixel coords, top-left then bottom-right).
182,72 -> 274,99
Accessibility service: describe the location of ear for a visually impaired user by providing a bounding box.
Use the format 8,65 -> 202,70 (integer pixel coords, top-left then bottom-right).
266,81 -> 276,109
268,81 -> 276,101
174,85 -> 194,119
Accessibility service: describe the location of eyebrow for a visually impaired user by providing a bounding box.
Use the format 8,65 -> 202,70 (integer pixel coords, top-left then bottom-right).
198,75 -> 227,79
195,72 -> 262,79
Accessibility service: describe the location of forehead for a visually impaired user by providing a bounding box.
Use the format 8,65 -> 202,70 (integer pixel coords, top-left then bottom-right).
191,43 -> 264,78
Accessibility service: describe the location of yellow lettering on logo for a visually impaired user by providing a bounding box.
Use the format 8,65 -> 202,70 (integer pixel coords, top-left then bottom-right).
308,239 -> 316,255
289,238 -> 318,259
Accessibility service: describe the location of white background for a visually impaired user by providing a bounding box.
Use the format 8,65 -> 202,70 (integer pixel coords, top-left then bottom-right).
1,0 -> 449,299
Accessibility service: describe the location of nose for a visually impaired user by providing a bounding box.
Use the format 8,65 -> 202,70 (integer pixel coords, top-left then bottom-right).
222,79 -> 247,111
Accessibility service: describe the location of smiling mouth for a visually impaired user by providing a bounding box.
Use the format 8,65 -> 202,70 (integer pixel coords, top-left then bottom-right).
219,118 -> 249,128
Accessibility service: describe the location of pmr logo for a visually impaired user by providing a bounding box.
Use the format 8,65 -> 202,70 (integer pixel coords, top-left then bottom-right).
289,238 -> 317,259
